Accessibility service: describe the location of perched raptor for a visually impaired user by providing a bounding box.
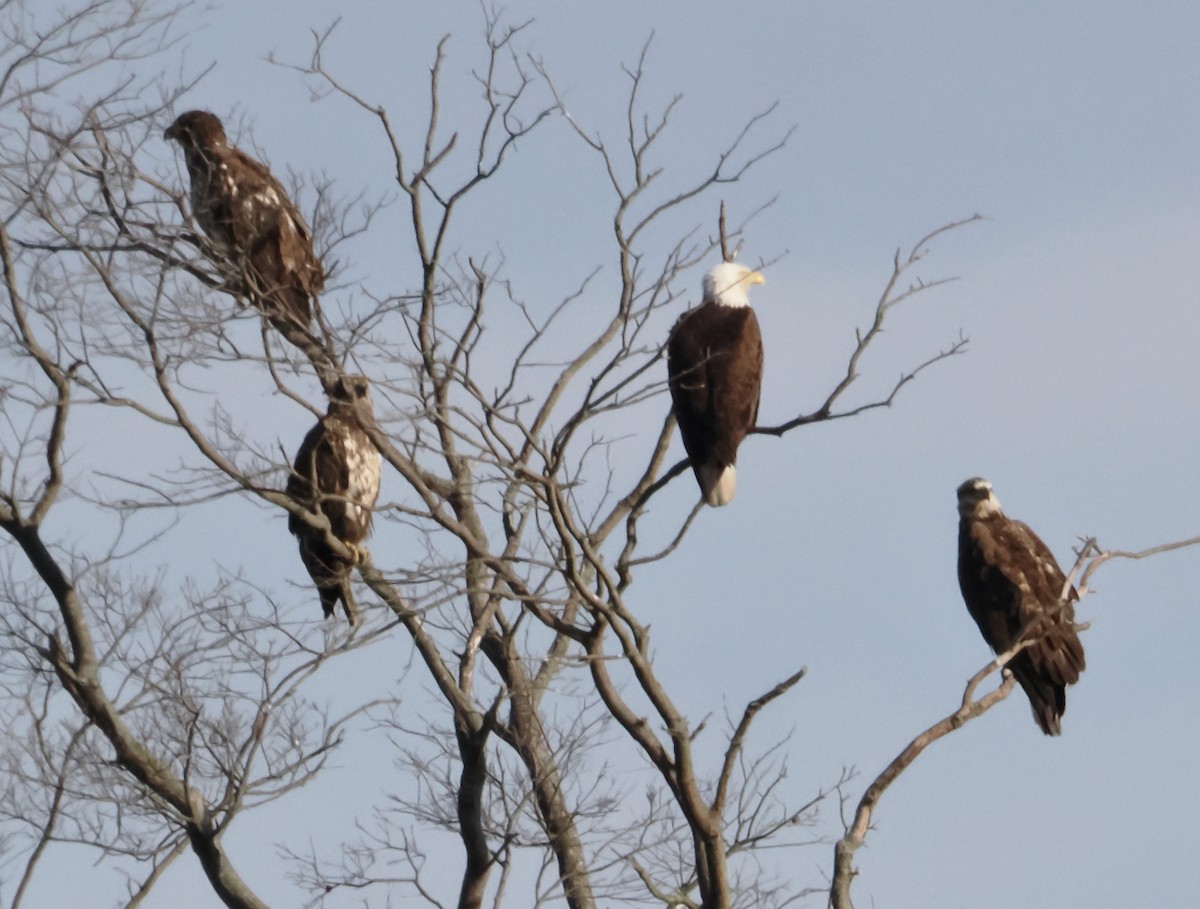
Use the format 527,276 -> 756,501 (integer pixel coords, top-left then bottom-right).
956,477 -> 1086,735
287,376 -> 382,624
667,261 -> 765,506
165,110 -> 324,326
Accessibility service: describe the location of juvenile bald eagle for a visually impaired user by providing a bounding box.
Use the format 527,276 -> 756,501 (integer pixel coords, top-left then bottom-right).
667,261 -> 765,506
956,477 -> 1086,735
164,110 -> 324,326
287,376 -> 382,624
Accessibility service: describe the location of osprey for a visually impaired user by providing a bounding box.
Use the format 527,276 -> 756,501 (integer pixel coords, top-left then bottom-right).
667,261 -> 765,506
164,110 -> 324,326
956,477 -> 1086,735
287,376 -> 382,624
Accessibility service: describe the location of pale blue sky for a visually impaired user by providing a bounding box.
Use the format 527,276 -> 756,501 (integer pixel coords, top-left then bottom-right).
20,1 -> 1200,907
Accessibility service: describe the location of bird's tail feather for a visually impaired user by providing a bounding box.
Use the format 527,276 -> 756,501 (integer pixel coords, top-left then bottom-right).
319,580 -> 359,626
1014,667 -> 1066,736
698,463 -> 737,507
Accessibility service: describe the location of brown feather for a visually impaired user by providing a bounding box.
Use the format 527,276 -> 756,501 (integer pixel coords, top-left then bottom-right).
165,110 -> 324,326
956,478 -> 1086,735
667,301 -> 763,506
286,376 -> 381,623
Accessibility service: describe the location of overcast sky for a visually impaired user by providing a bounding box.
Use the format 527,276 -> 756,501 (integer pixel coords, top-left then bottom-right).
27,1 -> 1200,907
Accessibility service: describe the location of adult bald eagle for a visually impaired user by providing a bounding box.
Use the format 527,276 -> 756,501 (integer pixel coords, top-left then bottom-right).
667,261 -> 765,506
287,376 -> 382,624
956,477 -> 1086,735
164,110 -> 324,326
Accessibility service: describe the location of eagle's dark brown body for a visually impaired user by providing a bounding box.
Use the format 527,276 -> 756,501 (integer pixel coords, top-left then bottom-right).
956,478 -> 1086,735
287,376 -> 381,623
667,263 -> 765,506
165,110 -> 324,326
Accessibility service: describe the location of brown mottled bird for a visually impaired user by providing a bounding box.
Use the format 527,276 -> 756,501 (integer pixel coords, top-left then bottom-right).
667,261 -> 765,506
164,110 -> 324,326
287,376 -> 382,624
956,477 -> 1086,735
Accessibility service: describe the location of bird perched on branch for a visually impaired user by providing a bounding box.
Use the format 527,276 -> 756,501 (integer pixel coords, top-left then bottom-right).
287,376 -> 382,624
956,477 -> 1086,735
667,261 -> 765,506
164,110 -> 324,326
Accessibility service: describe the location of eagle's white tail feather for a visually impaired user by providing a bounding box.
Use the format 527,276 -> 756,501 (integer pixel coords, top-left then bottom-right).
699,463 -> 737,507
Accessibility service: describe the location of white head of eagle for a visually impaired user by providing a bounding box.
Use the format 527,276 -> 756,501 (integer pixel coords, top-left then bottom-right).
702,261 -> 766,308
666,261 -> 766,506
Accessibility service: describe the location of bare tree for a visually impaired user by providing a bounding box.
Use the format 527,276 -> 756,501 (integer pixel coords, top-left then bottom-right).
2,4 -> 1187,909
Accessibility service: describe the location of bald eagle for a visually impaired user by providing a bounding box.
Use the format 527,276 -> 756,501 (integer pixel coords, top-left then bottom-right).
667,261 -> 765,506
287,376 -> 382,624
956,477 -> 1086,735
164,110 -> 324,326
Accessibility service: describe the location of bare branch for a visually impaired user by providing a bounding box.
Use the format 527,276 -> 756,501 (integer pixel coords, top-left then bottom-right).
760,215 -> 982,435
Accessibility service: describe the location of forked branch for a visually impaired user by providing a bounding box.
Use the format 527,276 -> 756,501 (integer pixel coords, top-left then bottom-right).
759,215 -> 982,436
